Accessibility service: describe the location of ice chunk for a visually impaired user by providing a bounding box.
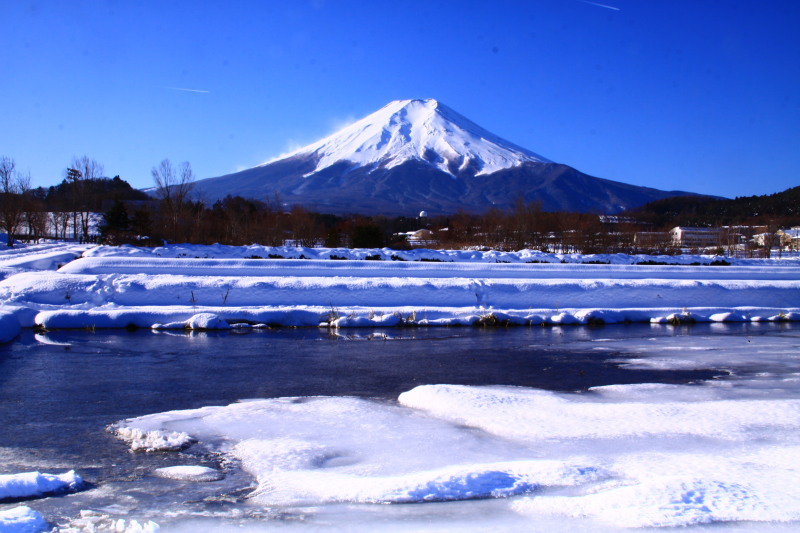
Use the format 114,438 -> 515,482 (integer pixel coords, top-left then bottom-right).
186,313 -> 230,330
64,511 -> 160,533
709,311 -> 749,322
153,465 -> 224,482
0,506 -> 47,532
0,470 -> 83,501
112,427 -> 196,452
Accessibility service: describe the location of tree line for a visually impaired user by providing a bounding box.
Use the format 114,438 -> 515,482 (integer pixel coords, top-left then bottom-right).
2,154 -> 797,254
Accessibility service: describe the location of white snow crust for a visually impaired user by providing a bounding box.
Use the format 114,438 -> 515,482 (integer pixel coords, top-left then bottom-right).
0,470 -> 83,501
0,506 -> 47,533
269,99 -> 550,177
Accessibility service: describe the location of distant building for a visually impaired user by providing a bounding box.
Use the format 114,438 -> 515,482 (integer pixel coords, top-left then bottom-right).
778,227 -> 800,250
670,227 -> 722,248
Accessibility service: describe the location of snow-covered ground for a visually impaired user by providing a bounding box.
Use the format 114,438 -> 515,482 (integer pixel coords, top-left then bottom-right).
0,243 -> 797,339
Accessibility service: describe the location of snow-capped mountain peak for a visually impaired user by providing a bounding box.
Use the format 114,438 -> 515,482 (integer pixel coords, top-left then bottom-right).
278,98 -> 551,178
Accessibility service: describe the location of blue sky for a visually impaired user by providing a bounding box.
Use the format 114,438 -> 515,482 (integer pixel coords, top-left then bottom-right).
2,0 -> 798,199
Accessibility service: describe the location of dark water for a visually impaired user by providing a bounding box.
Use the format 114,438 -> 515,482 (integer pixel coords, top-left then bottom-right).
0,323 -> 792,526
0,325 -> 729,451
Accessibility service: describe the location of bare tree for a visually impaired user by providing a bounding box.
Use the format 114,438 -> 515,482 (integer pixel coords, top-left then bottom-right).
0,157 -> 31,247
23,188 -> 48,240
50,211 -> 71,239
66,156 -> 105,242
151,159 -> 195,242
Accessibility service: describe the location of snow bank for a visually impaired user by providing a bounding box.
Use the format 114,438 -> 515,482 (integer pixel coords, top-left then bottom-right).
0,506 -> 47,533
0,243 -> 797,333
0,470 -> 84,501
84,242 -> 800,266
0,242 -> 88,282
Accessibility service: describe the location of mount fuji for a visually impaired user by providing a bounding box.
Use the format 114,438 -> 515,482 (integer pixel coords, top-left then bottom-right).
192,99 -> 699,215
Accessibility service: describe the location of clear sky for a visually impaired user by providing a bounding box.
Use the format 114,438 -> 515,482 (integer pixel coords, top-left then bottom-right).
2,0 -> 798,199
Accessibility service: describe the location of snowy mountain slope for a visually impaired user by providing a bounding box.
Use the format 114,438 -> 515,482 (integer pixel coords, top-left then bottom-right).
192,99 -> 703,215
271,98 -> 550,178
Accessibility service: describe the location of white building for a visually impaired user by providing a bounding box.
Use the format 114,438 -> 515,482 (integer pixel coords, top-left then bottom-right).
670,227 -> 722,248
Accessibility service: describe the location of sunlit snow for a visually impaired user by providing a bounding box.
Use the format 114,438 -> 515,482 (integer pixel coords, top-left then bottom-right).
0,243 -> 796,335
269,99 -> 551,177
112,367 -> 800,529
0,471 -> 84,501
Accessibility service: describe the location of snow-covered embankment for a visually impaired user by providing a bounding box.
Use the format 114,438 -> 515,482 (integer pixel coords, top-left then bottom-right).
0,243 -> 798,334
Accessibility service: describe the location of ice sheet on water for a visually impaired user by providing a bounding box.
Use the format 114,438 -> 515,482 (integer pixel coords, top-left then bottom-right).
112,396 -> 604,506
398,384 -> 800,441
398,383 -> 800,528
0,470 -> 83,501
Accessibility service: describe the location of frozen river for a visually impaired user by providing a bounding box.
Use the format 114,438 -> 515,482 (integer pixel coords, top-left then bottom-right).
1,323 -> 799,531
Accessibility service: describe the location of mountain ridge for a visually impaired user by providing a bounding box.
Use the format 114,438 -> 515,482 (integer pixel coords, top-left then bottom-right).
192,99 -> 705,215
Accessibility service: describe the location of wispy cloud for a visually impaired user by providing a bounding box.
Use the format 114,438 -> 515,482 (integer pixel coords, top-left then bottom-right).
164,86 -> 210,93
578,0 -> 620,11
